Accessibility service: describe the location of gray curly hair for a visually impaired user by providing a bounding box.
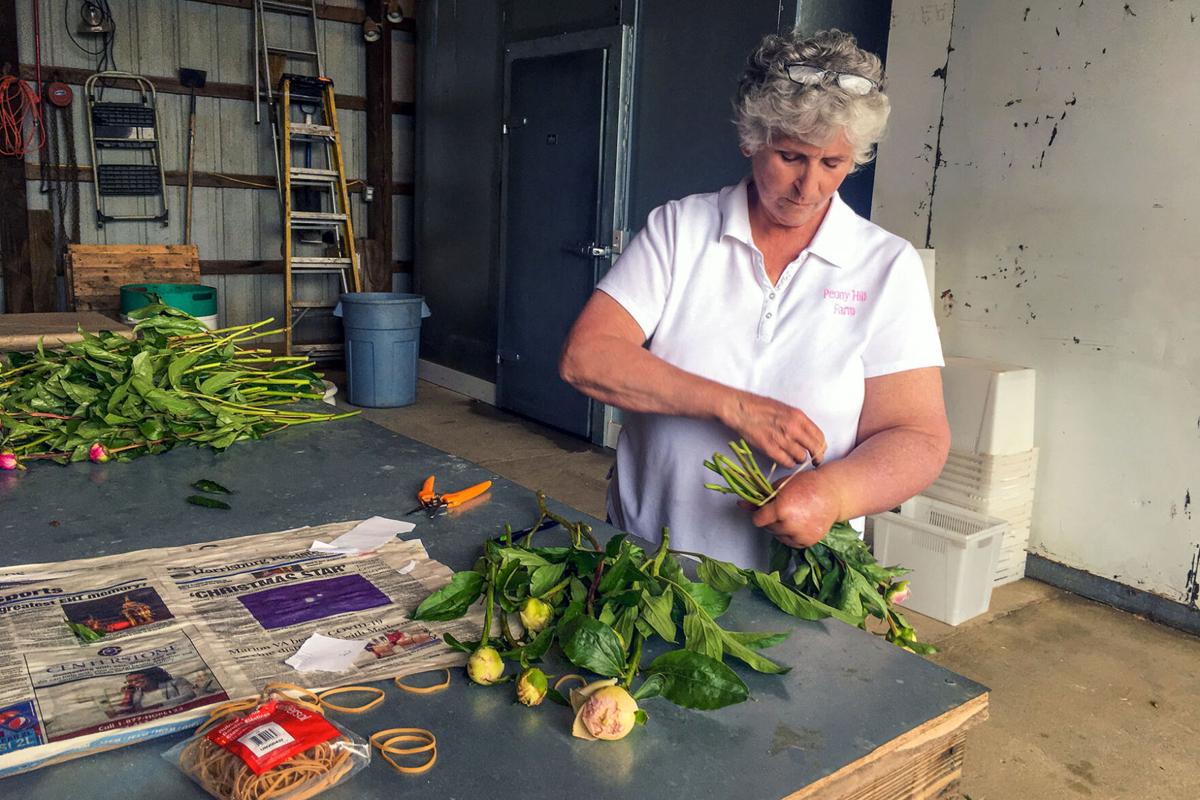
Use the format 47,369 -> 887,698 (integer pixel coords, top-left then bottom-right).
735,28 -> 890,168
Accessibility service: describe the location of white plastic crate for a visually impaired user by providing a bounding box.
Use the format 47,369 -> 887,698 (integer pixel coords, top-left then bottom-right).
942,357 -> 1036,455
871,496 -> 1006,625
923,480 -> 1035,519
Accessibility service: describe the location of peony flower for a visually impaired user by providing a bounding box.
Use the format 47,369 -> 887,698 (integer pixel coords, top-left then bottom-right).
0,452 -> 18,471
466,646 -> 505,685
515,667 -> 548,706
519,597 -> 553,635
570,679 -> 639,741
886,580 -> 911,606
88,443 -> 109,463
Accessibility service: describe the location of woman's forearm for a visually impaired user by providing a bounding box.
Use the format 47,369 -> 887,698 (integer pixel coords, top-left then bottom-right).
818,423 -> 950,521
559,333 -> 734,421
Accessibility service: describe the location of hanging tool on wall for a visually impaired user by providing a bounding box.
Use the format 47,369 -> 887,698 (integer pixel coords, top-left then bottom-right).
84,71 -> 169,226
179,68 -> 207,245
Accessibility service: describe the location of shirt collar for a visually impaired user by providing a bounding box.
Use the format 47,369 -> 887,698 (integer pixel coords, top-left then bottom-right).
718,178 -> 861,270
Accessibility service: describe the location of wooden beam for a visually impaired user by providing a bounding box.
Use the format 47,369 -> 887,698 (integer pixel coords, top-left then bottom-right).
184,0 -> 416,31
28,210 -> 57,312
200,259 -> 412,274
363,10 -> 394,293
1,0 -> 32,312
25,162 -> 414,195
18,65 -> 415,116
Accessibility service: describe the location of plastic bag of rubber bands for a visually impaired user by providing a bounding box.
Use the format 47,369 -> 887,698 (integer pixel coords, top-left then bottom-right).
163,687 -> 370,800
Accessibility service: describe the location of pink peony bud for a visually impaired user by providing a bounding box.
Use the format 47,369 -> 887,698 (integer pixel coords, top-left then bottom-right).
886,580 -> 911,606
88,443 -> 109,463
0,452 -> 17,471
570,679 -> 639,741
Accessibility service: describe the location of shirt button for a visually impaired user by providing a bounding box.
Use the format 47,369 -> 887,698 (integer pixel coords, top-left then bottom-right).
765,312 -> 773,319
769,292 -> 776,299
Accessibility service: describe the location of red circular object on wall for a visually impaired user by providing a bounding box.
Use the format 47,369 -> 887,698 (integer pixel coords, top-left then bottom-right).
45,82 -> 73,108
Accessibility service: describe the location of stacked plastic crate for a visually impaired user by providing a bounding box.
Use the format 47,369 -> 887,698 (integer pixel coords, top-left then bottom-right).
926,357 -> 1039,585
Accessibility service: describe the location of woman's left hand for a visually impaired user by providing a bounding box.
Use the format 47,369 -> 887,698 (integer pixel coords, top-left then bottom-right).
749,468 -> 845,548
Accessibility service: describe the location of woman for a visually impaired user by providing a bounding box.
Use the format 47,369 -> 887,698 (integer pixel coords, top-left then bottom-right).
559,28 -> 949,569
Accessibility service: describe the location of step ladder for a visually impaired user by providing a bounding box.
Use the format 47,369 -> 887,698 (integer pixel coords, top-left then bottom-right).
84,72 -> 169,227
253,0 -> 362,357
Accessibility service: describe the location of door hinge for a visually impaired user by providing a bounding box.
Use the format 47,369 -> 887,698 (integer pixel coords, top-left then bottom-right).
502,116 -> 528,135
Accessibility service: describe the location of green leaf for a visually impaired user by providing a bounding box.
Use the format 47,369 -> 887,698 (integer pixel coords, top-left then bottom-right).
751,570 -> 829,621
682,582 -> 731,618
442,633 -> 475,653
604,533 -> 628,558
186,495 -> 231,510
410,571 -> 485,621
723,630 -> 790,650
659,553 -> 687,586
632,673 -> 667,701
638,590 -> 677,643
192,478 -> 233,495
645,650 -> 749,710
167,352 -> 201,391
697,557 -> 749,594
597,551 -> 634,594
558,616 -> 626,678
199,371 -> 242,395
529,562 -> 567,597
768,538 -> 793,575
498,547 -> 552,569
520,627 -> 554,662
718,628 -> 790,674
682,608 -> 723,661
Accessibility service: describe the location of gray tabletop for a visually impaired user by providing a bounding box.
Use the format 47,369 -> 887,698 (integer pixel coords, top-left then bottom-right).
0,415 -> 987,799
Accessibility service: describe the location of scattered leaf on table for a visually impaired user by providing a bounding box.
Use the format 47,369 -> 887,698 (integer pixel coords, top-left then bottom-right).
186,495 -> 231,510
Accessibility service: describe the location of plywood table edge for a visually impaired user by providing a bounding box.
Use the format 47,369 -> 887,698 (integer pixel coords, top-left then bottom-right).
782,691 -> 990,800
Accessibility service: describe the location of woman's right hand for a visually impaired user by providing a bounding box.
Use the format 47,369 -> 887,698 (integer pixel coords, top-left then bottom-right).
721,390 -> 827,468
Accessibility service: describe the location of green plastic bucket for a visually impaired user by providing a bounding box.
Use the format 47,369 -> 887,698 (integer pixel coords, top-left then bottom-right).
120,283 -> 219,329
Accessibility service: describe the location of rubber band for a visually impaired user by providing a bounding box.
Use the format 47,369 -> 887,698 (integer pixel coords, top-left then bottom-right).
554,674 -> 587,693
177,692 -> 360,800
316,685 -> 385,714
262,682 -> 322,711
370,727 -> 438,775
393,668 -> 451,694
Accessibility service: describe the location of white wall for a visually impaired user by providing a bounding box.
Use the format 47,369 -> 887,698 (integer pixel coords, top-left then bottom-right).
876,0 -> 1200,604
14,0 -> 415,324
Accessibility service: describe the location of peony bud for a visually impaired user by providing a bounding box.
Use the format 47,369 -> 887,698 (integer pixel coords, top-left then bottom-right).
570,679 -> 639,741
886,580 -> 911,606
515,667 -> 548,706
0,452 -> 17,471
466,646 -> 505,685
519,597 -> 553,635
88,443 -> 109,463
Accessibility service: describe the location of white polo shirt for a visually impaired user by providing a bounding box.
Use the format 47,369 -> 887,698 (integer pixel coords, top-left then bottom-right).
597,178 -> 943,569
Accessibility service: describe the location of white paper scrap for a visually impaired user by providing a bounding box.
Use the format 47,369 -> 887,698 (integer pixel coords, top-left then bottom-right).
285,633 -> 368,673
310,516 -> 415,555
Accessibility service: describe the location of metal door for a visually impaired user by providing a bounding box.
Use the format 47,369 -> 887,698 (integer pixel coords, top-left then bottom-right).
497,28 -> 632,440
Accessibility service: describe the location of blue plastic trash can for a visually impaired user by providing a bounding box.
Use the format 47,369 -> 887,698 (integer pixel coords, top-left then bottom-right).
337,292 -> 429,408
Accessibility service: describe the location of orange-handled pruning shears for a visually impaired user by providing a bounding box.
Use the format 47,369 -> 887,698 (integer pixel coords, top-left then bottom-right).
406,475 -> 492,518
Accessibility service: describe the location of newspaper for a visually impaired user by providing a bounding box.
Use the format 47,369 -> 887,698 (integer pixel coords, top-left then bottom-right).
0,521 -> 481,777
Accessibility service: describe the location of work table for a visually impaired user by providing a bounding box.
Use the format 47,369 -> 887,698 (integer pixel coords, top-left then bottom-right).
0,414 -> 987,799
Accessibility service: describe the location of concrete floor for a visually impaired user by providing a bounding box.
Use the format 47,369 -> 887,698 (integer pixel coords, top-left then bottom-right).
345,380 -> 1200,799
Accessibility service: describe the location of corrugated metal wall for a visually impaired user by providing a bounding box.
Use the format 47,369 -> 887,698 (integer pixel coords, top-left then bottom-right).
12,0 -> 414,331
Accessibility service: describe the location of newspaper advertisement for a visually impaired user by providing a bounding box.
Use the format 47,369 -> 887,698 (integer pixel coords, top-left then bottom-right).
0,521 -> 481,777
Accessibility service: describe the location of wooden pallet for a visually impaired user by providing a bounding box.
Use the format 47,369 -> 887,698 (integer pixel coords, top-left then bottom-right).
65,244 -> 201,314
785,693 -> 989,800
